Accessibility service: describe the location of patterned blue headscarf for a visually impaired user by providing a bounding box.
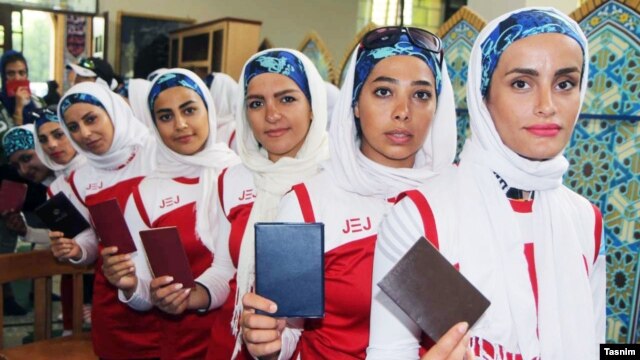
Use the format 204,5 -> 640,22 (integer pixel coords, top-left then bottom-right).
480,9 -> 586,97
352,33 -> 442,105
30,108 -> 60,130
59,93 -> 106,115
243,50 -> 311,102
147,72 -> 208,123
2,125 -> 34,159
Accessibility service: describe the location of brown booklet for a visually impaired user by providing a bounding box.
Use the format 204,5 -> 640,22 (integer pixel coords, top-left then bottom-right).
378,237 -> 490,341
0,180 -> 28,212
87,198 -> 137,254
139,227 -> 195,289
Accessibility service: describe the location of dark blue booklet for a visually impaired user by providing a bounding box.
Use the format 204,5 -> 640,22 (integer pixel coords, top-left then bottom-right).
254,222 -> 324,318
35,192 -> 90,239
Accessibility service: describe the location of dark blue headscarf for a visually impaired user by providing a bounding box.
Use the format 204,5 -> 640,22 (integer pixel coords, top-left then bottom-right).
59,93 -> 105,116
147,72 -> 208,123
352,33 -> 442,105
243,50 -> 311,102
29,108 -> 60,131
480,9 -> 586,97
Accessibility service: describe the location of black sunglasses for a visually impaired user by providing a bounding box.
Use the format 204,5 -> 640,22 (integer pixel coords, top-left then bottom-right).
361,26 -> 444,66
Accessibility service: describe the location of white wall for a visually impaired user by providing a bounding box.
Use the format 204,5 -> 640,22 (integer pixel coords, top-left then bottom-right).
99,0 -> 360,75
467,0 -> 580,22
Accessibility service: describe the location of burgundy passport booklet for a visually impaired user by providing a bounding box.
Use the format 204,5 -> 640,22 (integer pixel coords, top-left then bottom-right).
378,237 -> 490,341
0,180 -> 28,212
139,227 -> 195,288
87,198 -> 137,254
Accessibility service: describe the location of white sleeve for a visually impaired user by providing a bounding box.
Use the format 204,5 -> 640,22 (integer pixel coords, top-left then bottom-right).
69,227 -> 99,265
367,198 -> 425,360
66,187 -> 99,265
116,196 -> 155,311
591,231 -> 605,345
195,195 -> 235,311
23,223 -> 51,245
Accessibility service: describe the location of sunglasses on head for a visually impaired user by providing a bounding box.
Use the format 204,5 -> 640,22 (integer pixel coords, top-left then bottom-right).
361,26 -> 444,66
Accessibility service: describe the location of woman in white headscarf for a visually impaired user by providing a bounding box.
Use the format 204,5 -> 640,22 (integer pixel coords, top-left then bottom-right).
368,7 -> 604,360
177,49 -> 329,360
206,71 -> 240,150
241,25 -> 468,359
100,68 -> 239,359
53,82 -> 161,359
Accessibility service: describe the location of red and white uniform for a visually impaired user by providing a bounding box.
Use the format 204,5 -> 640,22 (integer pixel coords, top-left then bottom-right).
119,175 -> 233,359
367,174 -> 605,360
204,163 -> 256,360
68,142 -> 161,359
274,170 -> 395,360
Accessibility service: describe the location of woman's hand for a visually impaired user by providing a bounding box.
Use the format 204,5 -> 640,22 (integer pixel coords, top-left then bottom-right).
421,322 -> 473,360
3,211 -> 26,236
150,276 -> 191,315
100,246 -> 137,295
49,231 -> 82,261
241,292 -> 285,360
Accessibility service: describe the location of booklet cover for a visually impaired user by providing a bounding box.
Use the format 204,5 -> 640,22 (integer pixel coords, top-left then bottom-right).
254,222 -> 324,318
378,237 -> 490,341
34,192 -> 90,238
139,226 -> 195,289
87,198 -> 137,254
0,180 -> 28,212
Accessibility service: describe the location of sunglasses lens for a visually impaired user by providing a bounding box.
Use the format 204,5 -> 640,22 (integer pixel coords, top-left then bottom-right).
407,28 -> 441,53
363,27 -> 400,49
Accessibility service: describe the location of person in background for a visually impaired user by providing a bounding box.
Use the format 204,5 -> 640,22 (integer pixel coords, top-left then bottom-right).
43,80 -> 61,106
205,72 -> 240,151
66,57 -> 118,91
0,51 -> 46,140
1,124 -> 51,315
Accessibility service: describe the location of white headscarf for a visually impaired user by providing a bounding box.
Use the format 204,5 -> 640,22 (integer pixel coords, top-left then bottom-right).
127,78 -> 153,128
460,7 -> 595,359
33,119 -> 87,178
232,48 -> 329,357
209,72 -> 239,147
324,81 -> 340,129
143,68 -> 240,252
209,72 -> 239,125
57,82 -> 152,171
326,48 -> 457,198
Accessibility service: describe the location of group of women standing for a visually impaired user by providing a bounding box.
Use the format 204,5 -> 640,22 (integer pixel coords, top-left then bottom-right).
1,6 -> 604,360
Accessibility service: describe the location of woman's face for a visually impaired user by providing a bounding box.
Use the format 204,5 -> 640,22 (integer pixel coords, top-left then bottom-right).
37,121 -> 77,165
485,33 -> 583,160
354,56 -> 437,168
245,73 -> 312,162
153,86 -> 210,155
9,149 -> 51,183
63,102 -> 115,155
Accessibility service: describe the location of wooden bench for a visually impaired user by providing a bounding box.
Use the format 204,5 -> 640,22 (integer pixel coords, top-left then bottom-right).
0,250 -> 96,359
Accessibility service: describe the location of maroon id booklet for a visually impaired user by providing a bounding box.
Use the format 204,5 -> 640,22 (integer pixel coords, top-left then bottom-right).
87,198 -> 137,254
0,180 -> 28,213
139,227 -> 195,289
378,237 -> 490,342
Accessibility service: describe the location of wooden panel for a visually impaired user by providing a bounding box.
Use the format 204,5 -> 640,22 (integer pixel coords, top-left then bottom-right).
225,21 -> 261,80
0,334 -> 96,360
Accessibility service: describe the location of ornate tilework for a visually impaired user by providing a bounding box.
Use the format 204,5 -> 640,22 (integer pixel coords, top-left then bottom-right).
568,0 -> 640,344
441,17 -> 483,161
